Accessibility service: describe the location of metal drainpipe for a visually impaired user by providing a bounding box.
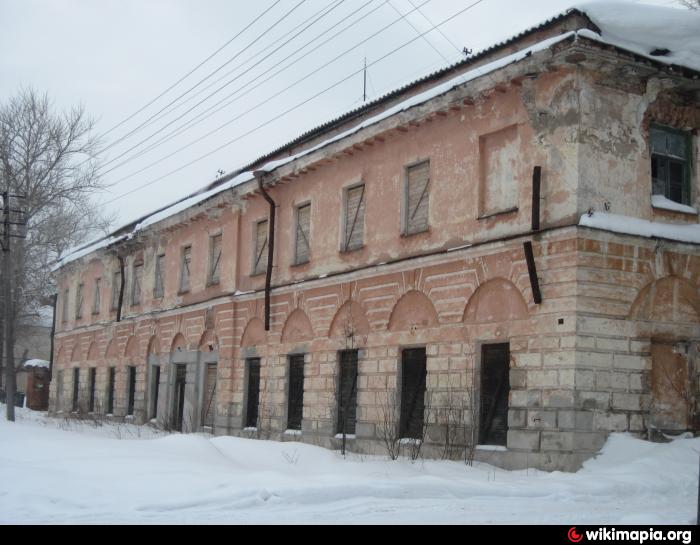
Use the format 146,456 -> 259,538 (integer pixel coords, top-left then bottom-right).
116,255 -> 125,323
255,171 -> 276,331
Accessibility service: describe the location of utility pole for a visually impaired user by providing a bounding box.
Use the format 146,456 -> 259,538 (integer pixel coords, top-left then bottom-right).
2,191 -> 26,422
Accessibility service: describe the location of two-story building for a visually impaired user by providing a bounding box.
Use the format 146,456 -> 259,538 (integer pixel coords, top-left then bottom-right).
50,2 -> 700,471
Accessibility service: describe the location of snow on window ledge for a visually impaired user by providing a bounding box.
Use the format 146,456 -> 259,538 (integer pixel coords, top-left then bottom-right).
651,195 -> 698,215
580,211 -> 700,245
334,433 -> 356,440
399,437 -> 422,445
284,429 -> 302,436
476,445 -> 508,452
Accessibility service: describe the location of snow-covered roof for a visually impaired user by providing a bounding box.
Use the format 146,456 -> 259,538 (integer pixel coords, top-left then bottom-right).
53,1 -> 700,271
23,359 -> 50,369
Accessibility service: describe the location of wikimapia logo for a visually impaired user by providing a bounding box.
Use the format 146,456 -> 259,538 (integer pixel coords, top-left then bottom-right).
567,527 -> 693,544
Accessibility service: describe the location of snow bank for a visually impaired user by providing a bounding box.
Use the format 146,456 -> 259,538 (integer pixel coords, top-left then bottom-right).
23,359 -> 50,369
1,407 -> 698,524
580,211 -> 700,244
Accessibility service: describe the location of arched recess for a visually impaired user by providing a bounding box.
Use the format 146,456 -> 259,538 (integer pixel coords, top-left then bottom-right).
104,337 -> 120,360
388,290 -> 439,332
146,336 -> 160,357
463,278 -> 529,324
198,330 -> 219,353
281,308 -> 314,344
241,317 -> 266,347
170,333 -> 188,353
70,342 -> 83,363
124,335 -> 140,361
55,345 -> 66,366
86,341 -> 100,362
628,276 -> 700,433
328,301 -> 370,338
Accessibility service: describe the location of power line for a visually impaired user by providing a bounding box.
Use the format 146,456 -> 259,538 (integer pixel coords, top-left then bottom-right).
407,0 -> 463,55
98,0 -> 348,174
388,0 -> 449,63
101,0 -> 383,176
102,0 -> 487,205
95,0 -> 309,158
102,0 -> 428,183
94,0 -> 283,142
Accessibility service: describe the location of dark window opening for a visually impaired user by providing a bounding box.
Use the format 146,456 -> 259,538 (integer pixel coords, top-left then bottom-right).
245,358 -> 261,428
337,350 -> 358,435
127,366 -> 136,416
201,362 -> 217,428
479,343 -> 511,446
287,355 -> 305,431
88,368 -> 96,413
399,348 -> 427,439
173,364 -> 187,432
107,367 -> 115,414
651,125 -> 691,206
150,365 -> 160,419
72,368 -> 80,412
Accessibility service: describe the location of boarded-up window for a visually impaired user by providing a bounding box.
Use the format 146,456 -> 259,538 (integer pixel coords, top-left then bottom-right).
72,368 -> 80,412
107,367 -> 115,414
88,368 -> 96,412
253,220 -> 268,276
400,348 -> 427,439
62,289 -> 69,323
343,184 -> 365,252
287,355 -> 305,430
208,234 -> 222,285
201,363 -> 217,428
127,366 -> 136,416
337,350 -> 358,435
75,283 -> 84,319
111,270 -> 121,311
294,203 -> 311,265
153,254 -> 165,299
179,246 -> 192,293
92,278 -> 101,315
479,343 -> 510,446
131,263 -> 143,306
405,161 -> 430,235
246,358 -> 261,428
479,125 -> 520,216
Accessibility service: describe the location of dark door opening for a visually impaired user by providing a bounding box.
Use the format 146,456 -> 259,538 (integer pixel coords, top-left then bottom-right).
400,348 -> 427,439
201,362 -> 217,429
150,365 -> 160,419
72,368 -> 80,412
127,366 -> 136,416
479,343 -> 510,446
88,368 -> 96,413
173,364 -> 187,432
287,355 -> 305,431
107,367 -> 115,414
245,358 -> 261,428
337,350 -> 358,435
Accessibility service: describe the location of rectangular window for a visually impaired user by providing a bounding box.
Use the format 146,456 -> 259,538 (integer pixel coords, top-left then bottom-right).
150,365 -> 160,419
62,288 -> 69,323
92,278 -> 101,315
245,358 -> 261,428
343,184 -> 365,252
88,368 -> 96,412
479,343 -> 510,446
208,234 -> 222,285
287,355 -> 305,431
75,283 -> 84,319
651,125 -> 692,206
131,263 -> 143,306
111,270 -> 121,311
405,160 -> 430,235
399,348 -> 427,439
179,246 -> 192,293
294,203 -> 311,265
127,366 -> 136,416
201,363 -> 217,428
153,254 -> 165,299
72,368 -> 80,412
107,367 -> 115,415
253,219 -> 268,276
337,350 -> 358,435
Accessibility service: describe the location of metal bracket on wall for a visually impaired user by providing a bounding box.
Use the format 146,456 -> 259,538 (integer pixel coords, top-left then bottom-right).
523,241 -> 542,305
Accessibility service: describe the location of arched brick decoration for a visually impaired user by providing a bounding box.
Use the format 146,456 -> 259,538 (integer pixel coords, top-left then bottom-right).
629,276 -> 700,324
388,290 -> 439,332
463,278 -> 529,323
170,333 -> 188,353
198,330 -> 219,352
124,335 -> 139,359
70,343 -> 83,363
241,317 -> 266,347
55,345 -> 66,366
281,309 -> 314,344
105,337 -> 119,359
86,341 -> 100,362
147,336 -> 160,357
328,301 -> 370,338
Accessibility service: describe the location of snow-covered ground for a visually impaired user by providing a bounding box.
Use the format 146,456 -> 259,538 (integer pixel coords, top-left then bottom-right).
0,406 -> 698,524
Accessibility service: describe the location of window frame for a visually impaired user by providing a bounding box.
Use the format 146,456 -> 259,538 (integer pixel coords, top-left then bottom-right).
293,201 -> 311,266
110,270 -> 121,312
650,123 -> 693,207
75,283 -> 84,320
92,278 -> 101,316
207,233 -> 223,286
341,182 -> 366,253
153,253 -> 166,299
252,218 -> 269,277
402,159 -> 431,237
178,245 -> 192,294
131,261 -> 143,306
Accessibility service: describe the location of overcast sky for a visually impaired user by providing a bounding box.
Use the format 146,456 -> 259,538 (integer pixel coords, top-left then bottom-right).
0,0 -> 679,229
